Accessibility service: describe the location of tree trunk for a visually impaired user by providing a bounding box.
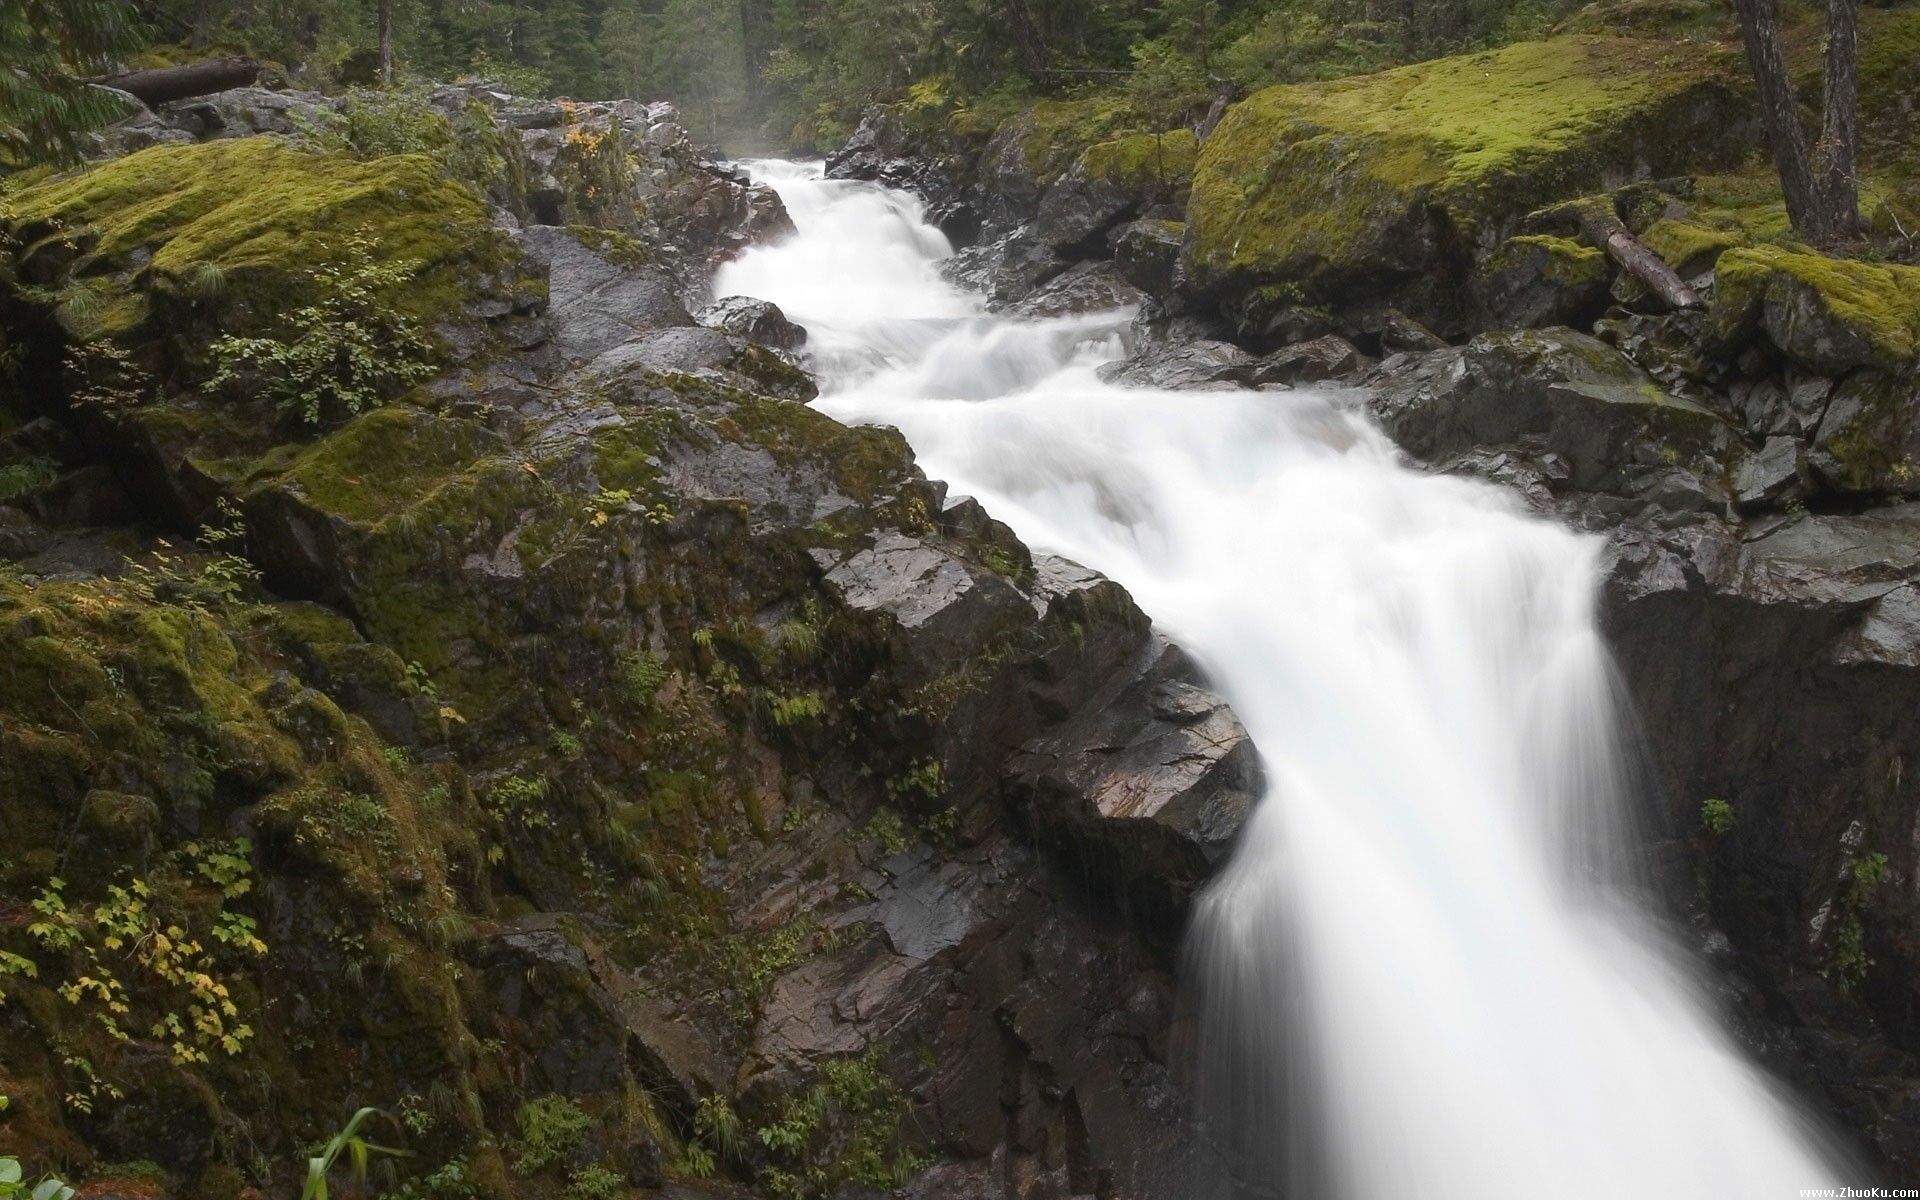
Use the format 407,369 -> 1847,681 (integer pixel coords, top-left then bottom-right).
1816,0 -> 1863,238
1545,199 -> 1704,309
378,0 -> 395,87
739,0 -> 762,110
99,57 -> 261,106
1732,0 -> 1860,245
1003,0 -> 1051,75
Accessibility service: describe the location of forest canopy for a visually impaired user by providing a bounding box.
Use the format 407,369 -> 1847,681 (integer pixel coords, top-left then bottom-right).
117,0 -> 1592,148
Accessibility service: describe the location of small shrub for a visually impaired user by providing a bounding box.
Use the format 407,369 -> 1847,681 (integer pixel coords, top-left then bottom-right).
620,650 -> 669,707
0,456 -> 57,501
1699,797 -> 1735,836
204,234 -> 437,427
563,1165 -> 623,1200
513,1095 -> 592,1175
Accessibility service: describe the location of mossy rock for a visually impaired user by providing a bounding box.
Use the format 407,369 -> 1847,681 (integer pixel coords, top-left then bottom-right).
1080,129 -> 1198,192
1476,234 -> 1612,329
1809,369 -> 1920,495
983,94 -> 1145,202
1641,216 -> 1744,276
1712,245 -> 1920,374
1184,33 -> 1750,321
4,137 -> 521,342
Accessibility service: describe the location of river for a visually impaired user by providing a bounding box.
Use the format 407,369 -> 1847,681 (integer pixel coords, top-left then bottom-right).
714,159 -> 1847,1199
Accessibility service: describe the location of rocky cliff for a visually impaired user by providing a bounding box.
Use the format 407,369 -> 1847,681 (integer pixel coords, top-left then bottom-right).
0,86 -> 1253,1200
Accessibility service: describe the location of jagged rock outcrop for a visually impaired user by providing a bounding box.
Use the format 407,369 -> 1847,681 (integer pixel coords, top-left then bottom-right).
0,106 -> 1253,1200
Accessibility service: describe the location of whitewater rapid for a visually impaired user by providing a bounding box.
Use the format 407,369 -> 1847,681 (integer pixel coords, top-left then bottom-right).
715,160 -> 1850,1198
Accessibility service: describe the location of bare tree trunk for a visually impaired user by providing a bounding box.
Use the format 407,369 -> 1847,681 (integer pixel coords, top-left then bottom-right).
1003,0 -> 1051,75
1732,0 -> 1860,245
378,0 -> 395,87
1816,0 -> 1863,238
1542,199 -> 1703,309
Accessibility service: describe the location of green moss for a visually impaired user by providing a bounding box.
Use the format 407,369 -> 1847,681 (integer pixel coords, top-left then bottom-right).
272,407 -> 501,526
1012,94 -> 1144,186
1640,217 -> 1744,274
7,138 -> 514,332
1490,234 -> 1608,285
1187,34 -> 1744,300
1714,244 -> 1920,370
566,224 -> 651,267
1080,130 -> 1198,190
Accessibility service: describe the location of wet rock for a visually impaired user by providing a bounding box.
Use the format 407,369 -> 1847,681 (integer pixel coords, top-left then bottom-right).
944,230 -> 1067,308
696,296 -> 807,350
1111,219 -> 1184,297
1097,339 -> 1259,390
519,225 -> 693,365
1368,327 -> 1737,494
1809,370 -> 1920,495
1005,260 -> 1141,319
1252,334 -> 1367,385
1475,234 -> 1613,330
1360,307 -> 1447,355
819,532 -> 1033,687
1732,436 -> 1811,510
1006,637 -> 1260,927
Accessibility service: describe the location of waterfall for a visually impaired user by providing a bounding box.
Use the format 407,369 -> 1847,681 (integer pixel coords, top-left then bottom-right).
715,160 -> 1852,1199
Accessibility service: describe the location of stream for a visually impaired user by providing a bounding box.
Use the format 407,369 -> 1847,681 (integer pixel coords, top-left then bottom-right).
714,160 -> 1848,1199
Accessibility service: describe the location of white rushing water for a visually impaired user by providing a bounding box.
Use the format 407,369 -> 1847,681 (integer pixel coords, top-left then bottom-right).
716,161 -> 1849,1198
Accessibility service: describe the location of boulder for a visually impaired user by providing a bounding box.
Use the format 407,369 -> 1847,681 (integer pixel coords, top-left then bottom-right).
519,225 -> 693,365
696,296 -> 807,350
1369,327 -> 1736,493
1004,260 -> 1142,319
1006,637 -> 1260,926
1183,34 -> 1754,333
1111,219 -> 1185,297
1475,234 -> 1613,330
1712,246 -> 1920,376
1098,339 -> 1261,390
1809,370 -> 1920,495
1252,334 -> 1368,384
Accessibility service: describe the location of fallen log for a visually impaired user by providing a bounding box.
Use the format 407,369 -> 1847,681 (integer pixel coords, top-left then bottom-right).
1539,197 -> 1702,310
97,57 -> 262,107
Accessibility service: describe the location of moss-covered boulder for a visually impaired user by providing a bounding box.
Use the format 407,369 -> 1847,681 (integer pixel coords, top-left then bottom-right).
1032,130 -> 1197,255
1184,34 -> 1751,333
3,136 -> 532,346
1712,245 -> 1920,376
1474,233 -> 1613,329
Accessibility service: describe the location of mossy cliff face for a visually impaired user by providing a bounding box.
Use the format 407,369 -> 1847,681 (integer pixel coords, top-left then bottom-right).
0,116 -> 1239,1200
1182,33 -> 1752,331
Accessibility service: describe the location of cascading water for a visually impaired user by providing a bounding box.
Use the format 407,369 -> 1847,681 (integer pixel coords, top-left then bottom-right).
716,161 -> 1852,1198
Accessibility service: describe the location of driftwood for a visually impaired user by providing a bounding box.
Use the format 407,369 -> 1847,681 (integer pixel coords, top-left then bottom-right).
1541,197 -> 1702,310
98,57 -> 262,107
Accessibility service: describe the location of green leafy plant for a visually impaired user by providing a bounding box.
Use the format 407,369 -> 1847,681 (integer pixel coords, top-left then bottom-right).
0,1157 -> 73,1200
620,650 -> 670,707
563,1164 -> 623,1200
513,1095 -> 592,1175
204,234 -> 437,427
1700,797 -> 1735,836
301,1107 -> 409,1200
1823,849 -> 1892,992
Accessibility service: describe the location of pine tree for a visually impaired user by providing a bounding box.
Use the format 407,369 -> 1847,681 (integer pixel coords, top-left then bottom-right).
0,0 -> 141,165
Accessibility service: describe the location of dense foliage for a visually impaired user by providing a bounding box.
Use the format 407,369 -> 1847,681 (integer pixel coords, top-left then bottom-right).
115,0 -> 1587,147
1,0 -> 140,164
